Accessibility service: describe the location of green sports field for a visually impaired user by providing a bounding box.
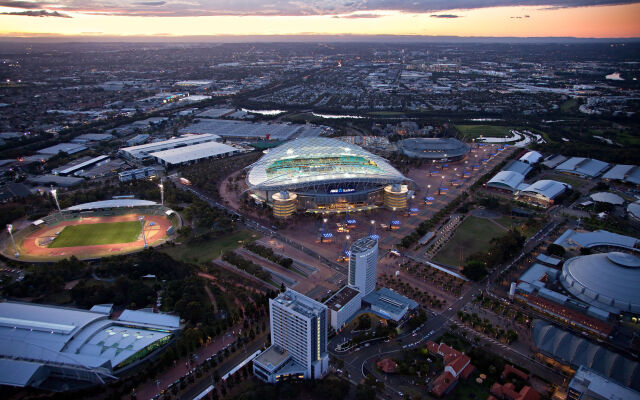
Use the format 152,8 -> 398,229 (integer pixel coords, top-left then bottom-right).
433,216 -> 506,267
49,221 -> 141,248
455,125 -> 512,139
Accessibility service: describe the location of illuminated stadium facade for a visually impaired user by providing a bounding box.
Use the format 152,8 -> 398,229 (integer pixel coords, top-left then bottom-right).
397,137 -> 470,162
246,138 -> 409,216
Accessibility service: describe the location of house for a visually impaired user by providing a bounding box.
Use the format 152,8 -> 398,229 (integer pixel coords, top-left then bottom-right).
426,341 -> 476,397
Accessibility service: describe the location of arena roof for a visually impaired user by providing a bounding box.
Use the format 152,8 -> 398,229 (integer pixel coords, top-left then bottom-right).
246,137 -> 407,191
590,192 -> 624,205
65,199 -> 158,211
553,229 -> 639,251
532,319 -> 640,390
518,180 -> 570,200
555,157 -> 610,177
602,164 -> 640,185
397,137 -> 469,159
0,302 -> 179,388
560,252 -> 640,314
629,201 -> 640,221
486,170 -> 525,192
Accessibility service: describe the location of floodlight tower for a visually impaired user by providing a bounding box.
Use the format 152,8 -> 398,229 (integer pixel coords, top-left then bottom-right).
50,186 -> 61,212
369,219 -> 376,237
320,217 -> 328,243
138,216 -> 148,248
343,234 -> 351,258
158,180 -> 164,206
6,224 -> 18,257
389,207 -> 396,230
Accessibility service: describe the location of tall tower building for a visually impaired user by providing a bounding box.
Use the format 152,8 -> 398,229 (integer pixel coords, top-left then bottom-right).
348,236 -> 378,296
253,289 -> 329,383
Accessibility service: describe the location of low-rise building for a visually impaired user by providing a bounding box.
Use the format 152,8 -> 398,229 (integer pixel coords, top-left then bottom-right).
324,286 -> 362,331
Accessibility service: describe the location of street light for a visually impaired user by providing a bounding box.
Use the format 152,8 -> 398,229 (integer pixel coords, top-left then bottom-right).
158,181 -> 164,206
50,187 -> 61,212
138,216 -> 148,248
6,224 -> 18,257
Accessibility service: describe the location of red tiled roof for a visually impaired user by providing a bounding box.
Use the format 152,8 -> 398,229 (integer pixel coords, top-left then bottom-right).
431,371 -> 456,397
527,295 -> 613,336
460,363 -> 476,380
449,354 -> 471,375
502,365 -> 529,381
377,358 -> 397,373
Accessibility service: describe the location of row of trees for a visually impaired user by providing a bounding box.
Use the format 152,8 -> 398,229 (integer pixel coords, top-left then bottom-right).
222,251 -> 272,282
244,242 -> 294,269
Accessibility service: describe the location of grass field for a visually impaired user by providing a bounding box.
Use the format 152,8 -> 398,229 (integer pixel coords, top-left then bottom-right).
455,125 -> 512,139
161,229 -> 259,264
433,216 -> 506,266
49,221 -> 141,248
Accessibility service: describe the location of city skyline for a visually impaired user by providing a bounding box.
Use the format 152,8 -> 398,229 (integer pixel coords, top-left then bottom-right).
0,1 -> 639,39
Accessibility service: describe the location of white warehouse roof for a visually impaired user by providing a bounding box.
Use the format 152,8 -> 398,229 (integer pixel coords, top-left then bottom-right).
150,141 -> 238,165
519,151 -> 542,164
590,192 -> 625,205
555,157 -> 609,177
519,180 -> 570,200
119,134 -> 220,159
553,229 -> 639,251
486,170 -> 525,192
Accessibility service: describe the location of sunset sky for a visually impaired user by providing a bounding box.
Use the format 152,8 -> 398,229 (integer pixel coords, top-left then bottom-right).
0,1 -> 638,39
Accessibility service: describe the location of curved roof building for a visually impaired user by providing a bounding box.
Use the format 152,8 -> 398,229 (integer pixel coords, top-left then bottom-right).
246,138 -> 408,211
560,252 -> 640,314
486,170 -> 525,192
397,137 -> 469,161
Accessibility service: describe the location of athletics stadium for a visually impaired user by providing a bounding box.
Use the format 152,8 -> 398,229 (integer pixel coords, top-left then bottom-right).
3,199 -> 180,262
245,137 -> 410,217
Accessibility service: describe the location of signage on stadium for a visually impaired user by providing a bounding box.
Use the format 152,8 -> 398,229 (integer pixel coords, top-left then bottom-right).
329,188 -> 355,194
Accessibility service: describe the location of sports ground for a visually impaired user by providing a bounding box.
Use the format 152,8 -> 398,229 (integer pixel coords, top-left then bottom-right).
49,221 -> 141,248
17,214 -> 173,261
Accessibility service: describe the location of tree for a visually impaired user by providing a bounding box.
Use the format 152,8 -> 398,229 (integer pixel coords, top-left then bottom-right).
546,243 -> 565,257
462,260 -> 488,281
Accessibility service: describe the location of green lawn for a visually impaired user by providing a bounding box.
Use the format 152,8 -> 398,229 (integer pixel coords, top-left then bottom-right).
49,221 -> 141,248
455,125 -> 512,139
160,229 -> 259,264
433,216 -> 506,267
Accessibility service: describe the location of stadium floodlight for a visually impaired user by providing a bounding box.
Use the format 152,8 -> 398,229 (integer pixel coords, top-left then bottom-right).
138,216 -> 148,248
343,234 -> 351,257
6,224 -> 18,257
158,181 -> 164,206
50,187 -> 61,212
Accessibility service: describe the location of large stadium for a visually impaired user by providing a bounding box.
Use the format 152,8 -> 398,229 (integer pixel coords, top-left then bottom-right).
245,137 -> 410,217
397,137 -> 470,162
3,199 -> 179,261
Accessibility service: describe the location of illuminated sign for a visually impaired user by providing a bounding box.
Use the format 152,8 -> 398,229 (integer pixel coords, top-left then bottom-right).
329,188 -> 355,194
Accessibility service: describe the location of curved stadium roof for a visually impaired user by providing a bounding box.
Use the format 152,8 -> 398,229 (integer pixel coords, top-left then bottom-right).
246,137 -> 407,191
397,137 -> 469,159
486,170 -> 525,192
65,199 -> 158,211
560,252 -> 640,314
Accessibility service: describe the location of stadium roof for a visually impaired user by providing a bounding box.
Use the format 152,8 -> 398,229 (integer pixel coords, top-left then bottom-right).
0,302 -> 179,388
519,180 -> 570,200
553,229 -> 639,251
65,199 -> 158,211
519,151 -> 542,164
555,157 -> 610,177
150,141 -> 238,165
397,137 -> 469,159
590,192 -> 625,205
532,319 -> 640,390
486,170 -> 525,192
503,160 -> 532,176
247,137 -> 407,191
560,252 -> 640,314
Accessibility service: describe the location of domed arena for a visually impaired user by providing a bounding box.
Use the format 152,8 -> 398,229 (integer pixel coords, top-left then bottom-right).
560,252 -> 640,314
397,137 -> 470,161
246,137 -> 409,216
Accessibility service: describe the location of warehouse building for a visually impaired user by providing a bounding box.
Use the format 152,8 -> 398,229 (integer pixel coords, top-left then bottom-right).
119,134 -> 220,161
150,141 -> 240,166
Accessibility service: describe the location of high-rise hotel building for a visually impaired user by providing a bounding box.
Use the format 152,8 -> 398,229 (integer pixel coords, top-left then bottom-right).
253,289 -> 329,383
348,236 -> 379,296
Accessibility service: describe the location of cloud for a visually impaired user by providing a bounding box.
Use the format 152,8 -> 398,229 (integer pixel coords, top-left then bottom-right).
5,1 -> 637,18
430,14 -> 461,18
0,1 -> 44,9
133,1 -> 166,5
333,13 -> 383,18
0,9 -> 71,17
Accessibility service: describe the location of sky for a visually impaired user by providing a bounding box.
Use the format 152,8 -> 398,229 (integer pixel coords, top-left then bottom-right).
0,0 -> 638,39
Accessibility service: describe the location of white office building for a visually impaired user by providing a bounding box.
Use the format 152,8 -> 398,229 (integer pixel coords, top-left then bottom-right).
349,236 -> 379,296
253,289 -> 328,383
